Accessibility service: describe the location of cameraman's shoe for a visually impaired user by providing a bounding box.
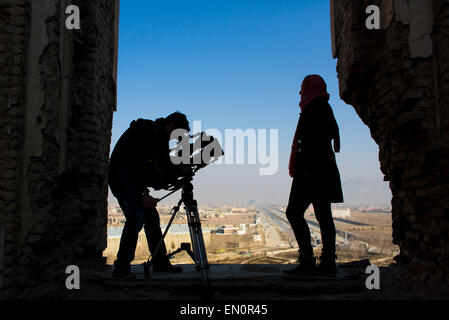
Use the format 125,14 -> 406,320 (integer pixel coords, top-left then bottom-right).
282,254 -> 316,277
112,266 -> 136,280
153,261 -> 183,273
316,254 -> 337,276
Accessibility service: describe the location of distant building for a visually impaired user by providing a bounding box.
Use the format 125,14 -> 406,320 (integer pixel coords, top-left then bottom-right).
252,234 -> 263,247
107,226 -> 124,239
216,225 -> 239,234
332,208 -> 351,218
231,207 -> 248,213
226,242 -> 239,249
104,224 -> 212,264
108,217 -> 125,225
108,206 -> 123,214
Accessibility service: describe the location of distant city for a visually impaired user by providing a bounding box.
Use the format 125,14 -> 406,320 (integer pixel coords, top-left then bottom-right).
104,201 -> 397,266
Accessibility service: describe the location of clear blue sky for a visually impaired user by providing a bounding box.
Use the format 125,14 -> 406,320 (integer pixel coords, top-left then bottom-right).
111,0 -> 391,206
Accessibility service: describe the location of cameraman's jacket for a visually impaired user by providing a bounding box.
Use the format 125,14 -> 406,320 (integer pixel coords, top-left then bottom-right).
109,118 -> 173,195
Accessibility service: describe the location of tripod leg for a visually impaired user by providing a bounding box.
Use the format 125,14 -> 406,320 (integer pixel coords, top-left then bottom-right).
184,199 -> 210,288
184,248 -> 197,265
144,199 -> 182,278
166,248 -> 183,260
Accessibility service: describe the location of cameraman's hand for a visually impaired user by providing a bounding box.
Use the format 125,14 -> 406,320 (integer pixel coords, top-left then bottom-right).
141,194 -> 159,208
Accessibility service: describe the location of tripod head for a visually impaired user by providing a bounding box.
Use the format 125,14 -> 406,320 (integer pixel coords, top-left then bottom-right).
181,178 -> 194,199
156,171 -> 195,203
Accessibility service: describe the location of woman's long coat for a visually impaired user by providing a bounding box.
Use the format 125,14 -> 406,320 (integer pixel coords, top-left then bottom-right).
293,97 -> 344,203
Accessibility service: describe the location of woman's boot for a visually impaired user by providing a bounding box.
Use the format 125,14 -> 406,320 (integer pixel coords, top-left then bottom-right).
316,254 -> 337,276
282,253 -> 316,276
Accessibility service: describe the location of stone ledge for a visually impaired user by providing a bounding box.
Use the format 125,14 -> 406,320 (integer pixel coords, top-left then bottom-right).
85,261 -> 372,300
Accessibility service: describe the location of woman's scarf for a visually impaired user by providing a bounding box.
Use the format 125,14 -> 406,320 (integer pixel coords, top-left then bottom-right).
288,75 -> 330,177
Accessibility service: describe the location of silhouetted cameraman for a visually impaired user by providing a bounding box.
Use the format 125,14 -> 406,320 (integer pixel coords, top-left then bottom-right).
108,112 -> 190,279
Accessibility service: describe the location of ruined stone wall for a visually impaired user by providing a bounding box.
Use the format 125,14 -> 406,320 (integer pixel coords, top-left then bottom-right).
0,0 -> 28,296
0,0 -> 118,298
331,0 -> 449,265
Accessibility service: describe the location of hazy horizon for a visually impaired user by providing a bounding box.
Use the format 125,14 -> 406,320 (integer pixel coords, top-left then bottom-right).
108,175 -> 392,207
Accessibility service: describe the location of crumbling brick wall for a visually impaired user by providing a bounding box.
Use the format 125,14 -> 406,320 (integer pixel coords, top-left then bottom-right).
0,0 -> 118,298
331,0 -> 449,265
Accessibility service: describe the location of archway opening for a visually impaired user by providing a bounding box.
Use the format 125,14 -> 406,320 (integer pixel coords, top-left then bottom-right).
104,0 -> 397,270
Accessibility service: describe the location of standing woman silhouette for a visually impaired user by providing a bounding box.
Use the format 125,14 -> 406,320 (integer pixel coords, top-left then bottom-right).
283,74 -> 343,276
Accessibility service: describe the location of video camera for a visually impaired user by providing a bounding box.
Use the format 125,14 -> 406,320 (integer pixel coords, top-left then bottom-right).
147,131 -> 224,191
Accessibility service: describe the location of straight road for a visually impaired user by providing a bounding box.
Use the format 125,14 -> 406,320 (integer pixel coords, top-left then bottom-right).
260,205 -> 356,245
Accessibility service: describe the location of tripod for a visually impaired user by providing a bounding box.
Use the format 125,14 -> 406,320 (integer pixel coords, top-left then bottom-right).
143,177 -> 210,288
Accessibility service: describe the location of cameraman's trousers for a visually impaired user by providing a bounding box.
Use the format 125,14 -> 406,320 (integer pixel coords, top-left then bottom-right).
109,166 -> 169,271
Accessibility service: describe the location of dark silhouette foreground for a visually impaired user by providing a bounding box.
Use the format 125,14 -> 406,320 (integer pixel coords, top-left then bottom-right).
284,75 -> 343,277
109,112 -> 189,278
